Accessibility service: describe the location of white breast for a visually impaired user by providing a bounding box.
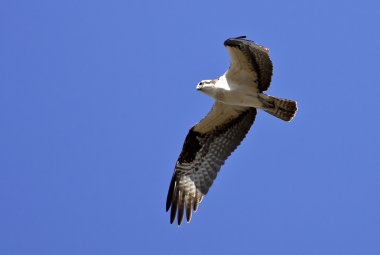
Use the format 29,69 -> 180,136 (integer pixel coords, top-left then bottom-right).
215,73 -> 263,108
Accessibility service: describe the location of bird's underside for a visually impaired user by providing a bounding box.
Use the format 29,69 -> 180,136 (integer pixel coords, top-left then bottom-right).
166,36 -> 298,225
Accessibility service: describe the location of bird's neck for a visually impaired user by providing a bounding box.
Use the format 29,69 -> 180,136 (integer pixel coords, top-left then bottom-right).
215,75 -> 230,91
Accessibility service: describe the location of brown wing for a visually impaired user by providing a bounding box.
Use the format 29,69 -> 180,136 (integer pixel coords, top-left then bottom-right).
224,36 -> 273,92
166,102 -> 257,225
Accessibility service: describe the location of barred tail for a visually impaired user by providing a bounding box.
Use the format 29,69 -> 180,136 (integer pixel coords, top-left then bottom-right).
260,94 -> 298,121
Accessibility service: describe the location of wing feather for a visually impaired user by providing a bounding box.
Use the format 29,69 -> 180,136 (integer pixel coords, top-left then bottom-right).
177,190 -> 185,225
169,181 -> 178,224
224,36 -> 273,92
186,197 -> 192,223
166,102 -> 257,225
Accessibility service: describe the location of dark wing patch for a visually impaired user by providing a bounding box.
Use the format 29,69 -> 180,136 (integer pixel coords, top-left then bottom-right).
224,36 -> 273,92
166,104 -> 257,225
177,129 -> 204,163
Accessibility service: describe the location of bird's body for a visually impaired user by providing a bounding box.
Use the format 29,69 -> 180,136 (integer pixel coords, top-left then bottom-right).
200,73 -> 263,108
166,36 -> 298,225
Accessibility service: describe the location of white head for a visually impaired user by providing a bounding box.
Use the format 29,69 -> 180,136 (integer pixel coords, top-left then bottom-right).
196,79 -> 218,97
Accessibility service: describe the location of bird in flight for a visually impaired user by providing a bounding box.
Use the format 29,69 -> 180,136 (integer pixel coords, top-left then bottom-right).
166,36 -> 297,225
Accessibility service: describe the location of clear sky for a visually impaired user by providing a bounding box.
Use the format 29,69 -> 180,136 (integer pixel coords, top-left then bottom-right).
1,0 -> 380,254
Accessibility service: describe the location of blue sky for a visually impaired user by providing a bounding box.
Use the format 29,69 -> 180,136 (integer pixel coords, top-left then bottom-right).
1,0 -> 380,254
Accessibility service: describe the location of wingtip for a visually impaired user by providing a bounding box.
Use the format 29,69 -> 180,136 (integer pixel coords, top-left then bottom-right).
170,207 -> 176,224
177,190 -> 185,225
224,35 -> 247,46
166,199 -> 171,212
166,173 -> 177,211
186,201 -> 192,223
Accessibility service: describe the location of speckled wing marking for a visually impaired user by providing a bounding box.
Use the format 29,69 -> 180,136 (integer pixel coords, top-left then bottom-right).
224,36 -> 273,92
166,102 -> 257,225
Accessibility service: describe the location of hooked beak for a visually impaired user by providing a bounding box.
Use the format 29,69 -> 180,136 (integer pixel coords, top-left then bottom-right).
196,84 -> 202,91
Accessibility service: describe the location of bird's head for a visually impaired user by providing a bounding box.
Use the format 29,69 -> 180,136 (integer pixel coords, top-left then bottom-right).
196,79 -> 217,95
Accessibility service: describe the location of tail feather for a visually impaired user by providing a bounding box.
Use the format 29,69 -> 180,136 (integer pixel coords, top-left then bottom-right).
260,94 -> 298,121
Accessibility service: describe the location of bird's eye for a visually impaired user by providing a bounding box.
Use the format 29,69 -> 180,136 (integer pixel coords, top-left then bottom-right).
199,82 -> 203,85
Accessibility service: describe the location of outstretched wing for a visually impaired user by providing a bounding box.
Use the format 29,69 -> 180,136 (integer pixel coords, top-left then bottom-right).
166,102 -> 257,225
224,36 -> 273,92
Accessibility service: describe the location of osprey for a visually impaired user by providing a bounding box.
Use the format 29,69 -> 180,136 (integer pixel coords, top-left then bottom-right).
166,36 -> 297,225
